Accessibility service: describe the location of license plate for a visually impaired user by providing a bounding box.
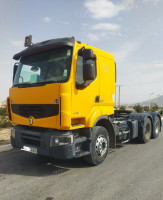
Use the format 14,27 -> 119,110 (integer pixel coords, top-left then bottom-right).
21,146 -> 37,154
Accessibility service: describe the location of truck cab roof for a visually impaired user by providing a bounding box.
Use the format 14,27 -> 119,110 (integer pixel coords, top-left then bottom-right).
13,37 -> 75,60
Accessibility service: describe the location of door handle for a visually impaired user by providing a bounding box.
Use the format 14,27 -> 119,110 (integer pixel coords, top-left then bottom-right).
95,96 -> 100,103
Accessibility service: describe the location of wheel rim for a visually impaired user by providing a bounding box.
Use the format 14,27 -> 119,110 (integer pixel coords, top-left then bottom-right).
155,120 -> 160,136
95,135 -> 107,157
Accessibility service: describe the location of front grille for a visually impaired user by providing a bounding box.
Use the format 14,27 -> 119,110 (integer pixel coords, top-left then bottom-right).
11,104 -> 59,119
19,105 -> 44,118
22,133 -> 41,147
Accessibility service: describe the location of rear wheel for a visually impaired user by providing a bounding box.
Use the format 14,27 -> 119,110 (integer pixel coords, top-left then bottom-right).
139,118 -> 152,143
152,116 -> 160,139
83,126 -> 109,166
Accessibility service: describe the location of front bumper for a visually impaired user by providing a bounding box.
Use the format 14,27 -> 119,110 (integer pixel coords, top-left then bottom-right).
11,126 -> 91,159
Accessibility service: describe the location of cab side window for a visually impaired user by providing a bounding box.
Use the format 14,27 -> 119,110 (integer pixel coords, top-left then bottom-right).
76,55 -> 96,88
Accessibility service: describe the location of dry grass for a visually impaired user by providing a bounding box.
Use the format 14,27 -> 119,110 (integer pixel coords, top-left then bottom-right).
0,128 -> 11,145
0,115 -> 11,128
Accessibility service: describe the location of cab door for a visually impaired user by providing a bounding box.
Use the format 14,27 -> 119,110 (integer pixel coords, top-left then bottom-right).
71,52 -> 100,128
99,57 -> 115,115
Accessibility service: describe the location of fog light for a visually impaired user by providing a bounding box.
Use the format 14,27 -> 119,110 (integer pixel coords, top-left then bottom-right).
11,128 -> 15,138
54,137 -> 59,145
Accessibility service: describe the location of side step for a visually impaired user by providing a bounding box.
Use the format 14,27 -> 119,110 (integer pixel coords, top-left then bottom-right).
122,139 -> 130,144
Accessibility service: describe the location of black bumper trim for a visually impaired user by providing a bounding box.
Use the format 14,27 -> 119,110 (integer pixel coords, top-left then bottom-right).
11,126 -> 91,159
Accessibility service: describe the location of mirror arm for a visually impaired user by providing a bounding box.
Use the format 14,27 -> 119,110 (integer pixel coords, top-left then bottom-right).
13,62 -> 19,83
78,46 -> 85,56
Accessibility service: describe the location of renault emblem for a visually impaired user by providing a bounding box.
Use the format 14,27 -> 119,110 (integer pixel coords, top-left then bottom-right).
55,98 -> 59,104
29,117 -> 33,125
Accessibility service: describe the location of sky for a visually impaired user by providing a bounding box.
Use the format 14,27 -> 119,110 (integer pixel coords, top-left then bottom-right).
0,0 -> 163,104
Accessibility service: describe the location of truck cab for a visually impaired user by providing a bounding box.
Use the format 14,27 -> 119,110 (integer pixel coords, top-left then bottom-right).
8,36 -> 161,165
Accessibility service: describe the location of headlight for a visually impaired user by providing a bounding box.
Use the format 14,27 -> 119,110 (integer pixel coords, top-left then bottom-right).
50,135 -> 73,146
11,128 -> 15,138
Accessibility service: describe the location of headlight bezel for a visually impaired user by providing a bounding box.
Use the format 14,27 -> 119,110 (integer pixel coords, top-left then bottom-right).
50,134 -> 73,147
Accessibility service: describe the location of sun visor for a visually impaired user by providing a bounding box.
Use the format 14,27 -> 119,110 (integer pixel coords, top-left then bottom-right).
13,37 -> 75,60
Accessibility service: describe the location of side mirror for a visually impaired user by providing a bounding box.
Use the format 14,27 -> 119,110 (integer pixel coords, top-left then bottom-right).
13,63 -> 18,82
79,48 -> 96,61
83,63 -> 95,81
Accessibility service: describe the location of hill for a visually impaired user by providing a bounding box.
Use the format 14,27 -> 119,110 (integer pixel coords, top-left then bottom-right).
141,95 -> 163,107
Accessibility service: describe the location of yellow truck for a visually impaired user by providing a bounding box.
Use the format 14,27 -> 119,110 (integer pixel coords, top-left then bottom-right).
7,36 -> 162,165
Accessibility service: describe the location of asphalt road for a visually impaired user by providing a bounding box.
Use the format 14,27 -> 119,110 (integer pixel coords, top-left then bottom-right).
0,128 -> 163,200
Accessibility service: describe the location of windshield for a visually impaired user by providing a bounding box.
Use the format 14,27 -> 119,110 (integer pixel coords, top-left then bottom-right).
13,47 -> 72,87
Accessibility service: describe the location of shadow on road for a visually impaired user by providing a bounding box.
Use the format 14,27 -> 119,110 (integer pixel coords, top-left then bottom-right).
0,139 -> 148,177
0,149 -> 90,177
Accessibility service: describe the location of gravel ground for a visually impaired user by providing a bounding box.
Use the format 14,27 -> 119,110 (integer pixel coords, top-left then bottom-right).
0,128 -> 11,145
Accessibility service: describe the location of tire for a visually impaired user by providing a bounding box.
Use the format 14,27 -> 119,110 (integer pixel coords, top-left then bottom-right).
83,126 -> 109,166
139,118 -> 152,143
151,116 -> 160,139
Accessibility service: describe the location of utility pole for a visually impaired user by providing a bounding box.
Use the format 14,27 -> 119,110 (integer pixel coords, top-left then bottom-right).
116,85 -> 123,109
119,85 -> 121,108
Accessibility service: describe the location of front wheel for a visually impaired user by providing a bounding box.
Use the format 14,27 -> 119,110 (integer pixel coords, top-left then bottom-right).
83,126 -> 109,166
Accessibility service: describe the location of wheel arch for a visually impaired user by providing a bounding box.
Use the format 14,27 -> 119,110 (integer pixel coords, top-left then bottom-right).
129,112 -> 153,129
93,115 -> 116,148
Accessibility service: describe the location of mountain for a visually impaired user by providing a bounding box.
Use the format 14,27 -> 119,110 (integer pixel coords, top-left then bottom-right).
140,95 -> 163,107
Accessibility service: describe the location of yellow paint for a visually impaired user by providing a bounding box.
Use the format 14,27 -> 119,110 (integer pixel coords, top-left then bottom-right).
9,39 -> 115,130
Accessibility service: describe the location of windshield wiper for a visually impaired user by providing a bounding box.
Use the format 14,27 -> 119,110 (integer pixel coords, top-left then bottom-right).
13,83 -> 32,88
43,80 -> 58,84
13,81 -> 58,88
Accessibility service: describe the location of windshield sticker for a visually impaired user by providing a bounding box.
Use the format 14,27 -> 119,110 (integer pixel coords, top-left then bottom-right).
63,69 -> 67,77
67,49 -> 71,56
